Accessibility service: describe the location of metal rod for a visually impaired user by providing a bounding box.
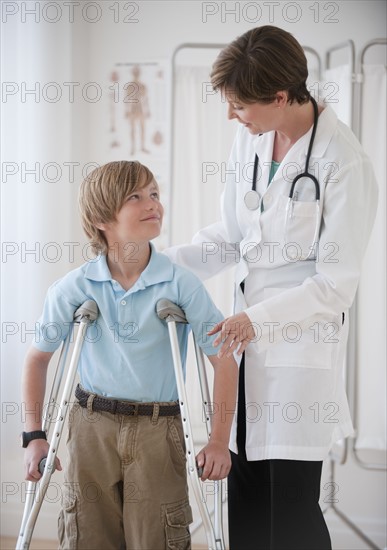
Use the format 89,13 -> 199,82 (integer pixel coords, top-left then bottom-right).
16,301 -> 98,550
16,333 -> 74,547
303,46 -> 322,81
325,40 -> 355,73
351,38 -> 387,470
166,321 -> 219,550
322,459 -> 382,549
356,39 -> 387,143
168,43 -> 227,245
325,39 -> 356,130
193,341 -> 225,547
17,321 -> 89,550
322,38 -> 386,550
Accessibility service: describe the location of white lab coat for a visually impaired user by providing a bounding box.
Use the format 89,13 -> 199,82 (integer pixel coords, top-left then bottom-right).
166,103 -> 379,461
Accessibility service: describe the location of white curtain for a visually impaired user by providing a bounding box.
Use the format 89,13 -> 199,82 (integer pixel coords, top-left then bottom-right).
321,62 -> 387,451
322,64 -> 353,126
356,64 -> 387,450
171,65 -> 237,437
1,17 -> 78,537
171,66 -> 237,250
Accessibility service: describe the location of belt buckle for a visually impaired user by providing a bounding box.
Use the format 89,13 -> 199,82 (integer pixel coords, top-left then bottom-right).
132,403 -> 139,416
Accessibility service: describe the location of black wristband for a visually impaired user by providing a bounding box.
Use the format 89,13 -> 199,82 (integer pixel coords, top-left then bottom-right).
21,430 -> 47,448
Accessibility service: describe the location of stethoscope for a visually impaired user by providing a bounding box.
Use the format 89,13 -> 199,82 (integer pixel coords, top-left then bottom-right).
244,96 -> 321,258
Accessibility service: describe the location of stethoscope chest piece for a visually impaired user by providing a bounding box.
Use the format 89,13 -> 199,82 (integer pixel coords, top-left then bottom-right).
244,190 -> 261,210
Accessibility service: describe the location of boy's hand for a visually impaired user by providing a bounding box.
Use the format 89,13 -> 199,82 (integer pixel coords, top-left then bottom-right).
24,440 -> 62,482
196,440 -> 231,481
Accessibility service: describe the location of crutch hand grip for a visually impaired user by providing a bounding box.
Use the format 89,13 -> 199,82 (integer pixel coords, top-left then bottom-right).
38,457 -> 56,476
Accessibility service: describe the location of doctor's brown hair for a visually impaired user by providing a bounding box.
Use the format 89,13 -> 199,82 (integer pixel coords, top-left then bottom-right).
79,160 -> 155,255
211,25 -> 310,105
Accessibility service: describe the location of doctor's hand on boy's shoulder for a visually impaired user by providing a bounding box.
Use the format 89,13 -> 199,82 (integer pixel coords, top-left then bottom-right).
24,440 -> 62,482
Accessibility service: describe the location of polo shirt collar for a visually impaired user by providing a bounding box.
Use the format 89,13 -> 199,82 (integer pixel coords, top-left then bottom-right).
84,242 -> 174,289
137,243 -> 174,289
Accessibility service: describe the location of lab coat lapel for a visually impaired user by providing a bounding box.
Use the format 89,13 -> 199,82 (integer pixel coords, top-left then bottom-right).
251,131 -> 310,200
274,103 -> 339,188
235,134 -> 272,287
254,131 -> 275,192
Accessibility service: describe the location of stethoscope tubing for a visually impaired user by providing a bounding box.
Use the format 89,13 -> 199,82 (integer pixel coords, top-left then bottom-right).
248,96 -> 320,203
244,96 -> 322,260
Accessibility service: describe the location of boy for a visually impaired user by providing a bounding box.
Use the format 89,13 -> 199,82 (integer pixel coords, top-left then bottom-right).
21,160 -> 238,550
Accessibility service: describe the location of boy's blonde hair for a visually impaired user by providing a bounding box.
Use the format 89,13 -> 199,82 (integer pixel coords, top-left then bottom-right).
79,160 -> 155,254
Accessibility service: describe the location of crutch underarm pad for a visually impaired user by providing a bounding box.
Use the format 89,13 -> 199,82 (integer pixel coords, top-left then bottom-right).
74,300 -> 99,323
156,299 -> 188,324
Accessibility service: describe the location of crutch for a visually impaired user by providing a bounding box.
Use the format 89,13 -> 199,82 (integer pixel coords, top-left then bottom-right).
16,300 -> 99,550
156,299 -> 225,550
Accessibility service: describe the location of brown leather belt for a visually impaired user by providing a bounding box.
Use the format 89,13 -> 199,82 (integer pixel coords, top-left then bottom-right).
75,385 -> 181,417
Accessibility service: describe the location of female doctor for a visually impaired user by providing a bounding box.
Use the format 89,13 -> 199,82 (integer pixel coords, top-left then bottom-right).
166,26 -> 378,549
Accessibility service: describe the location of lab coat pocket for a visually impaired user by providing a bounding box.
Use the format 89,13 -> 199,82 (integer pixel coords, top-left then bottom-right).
264,287 -> 340,370
274,194 -> 318,260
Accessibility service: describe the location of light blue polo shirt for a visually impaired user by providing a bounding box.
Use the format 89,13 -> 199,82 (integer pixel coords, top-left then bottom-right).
33,244 -> 224,402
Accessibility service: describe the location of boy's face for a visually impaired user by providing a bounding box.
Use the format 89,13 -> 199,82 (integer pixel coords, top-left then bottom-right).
99,180 -> 163,247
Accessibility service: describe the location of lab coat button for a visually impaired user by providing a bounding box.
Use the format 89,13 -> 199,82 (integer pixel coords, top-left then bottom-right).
121,300 -> 127,306
265,193 -> 272,203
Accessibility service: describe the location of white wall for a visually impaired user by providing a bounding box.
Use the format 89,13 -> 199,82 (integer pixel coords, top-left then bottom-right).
1,1 -> 386,546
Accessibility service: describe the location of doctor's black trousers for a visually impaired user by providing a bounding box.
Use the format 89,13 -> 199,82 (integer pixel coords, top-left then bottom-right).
227,355 -> 332,550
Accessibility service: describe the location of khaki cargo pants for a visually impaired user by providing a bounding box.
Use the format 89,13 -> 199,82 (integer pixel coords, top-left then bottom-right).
58,401 -> 192,549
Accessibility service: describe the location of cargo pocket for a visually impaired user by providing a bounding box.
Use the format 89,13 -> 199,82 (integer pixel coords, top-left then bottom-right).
58,492 -> 78,549
164,499 -> 193,550
167,416 -> 186,463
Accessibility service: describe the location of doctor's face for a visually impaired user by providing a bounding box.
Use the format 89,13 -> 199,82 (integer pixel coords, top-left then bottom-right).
227,96 -> 279,134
